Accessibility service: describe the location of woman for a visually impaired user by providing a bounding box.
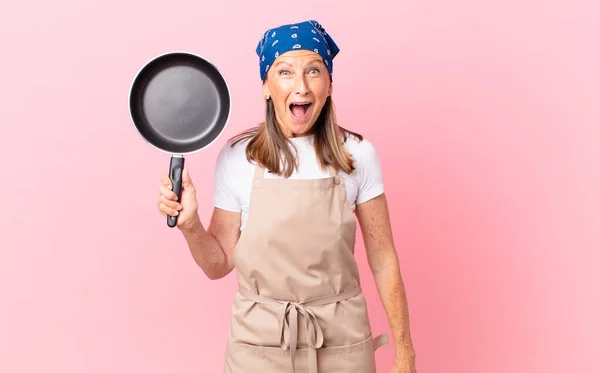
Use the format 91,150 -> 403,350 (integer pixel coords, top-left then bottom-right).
157,20 -> 417,373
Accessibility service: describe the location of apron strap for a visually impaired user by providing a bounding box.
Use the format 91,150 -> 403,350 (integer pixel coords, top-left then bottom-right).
326,164 -> 337,177
373,333 -> 389,351
253,163 -> 266,179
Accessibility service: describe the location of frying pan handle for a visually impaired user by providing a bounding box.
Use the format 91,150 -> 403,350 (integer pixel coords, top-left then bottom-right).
167,156 -> 185,228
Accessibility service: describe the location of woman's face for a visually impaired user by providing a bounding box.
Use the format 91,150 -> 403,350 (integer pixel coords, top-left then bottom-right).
263,50 -> 332,138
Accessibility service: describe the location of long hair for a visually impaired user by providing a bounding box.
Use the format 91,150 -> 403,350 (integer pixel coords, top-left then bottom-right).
228,96 -> 363,178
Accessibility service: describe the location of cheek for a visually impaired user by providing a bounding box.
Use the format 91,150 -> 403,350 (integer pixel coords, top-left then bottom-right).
309,80 -> 330,97
268,78 -> 292,94
269,84 -> 293,109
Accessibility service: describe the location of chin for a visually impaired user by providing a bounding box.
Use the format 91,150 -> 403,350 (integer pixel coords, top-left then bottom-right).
286,125 -> 314,137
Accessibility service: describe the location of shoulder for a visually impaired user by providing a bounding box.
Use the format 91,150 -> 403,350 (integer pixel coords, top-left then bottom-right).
216,134 -> 253,168
341,132 -> 385,203
214,133 -> 256,188
342,132 -> 380,167
212,133 -> 254,212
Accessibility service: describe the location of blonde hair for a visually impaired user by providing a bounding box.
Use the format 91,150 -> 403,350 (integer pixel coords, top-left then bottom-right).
228,97 -> 363,178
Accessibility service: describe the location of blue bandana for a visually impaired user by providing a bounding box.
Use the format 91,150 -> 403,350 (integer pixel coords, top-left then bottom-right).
255,20 -> 340,81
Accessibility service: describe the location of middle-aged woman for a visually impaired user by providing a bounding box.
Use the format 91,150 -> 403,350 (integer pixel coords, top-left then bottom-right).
157,20 -> 416,373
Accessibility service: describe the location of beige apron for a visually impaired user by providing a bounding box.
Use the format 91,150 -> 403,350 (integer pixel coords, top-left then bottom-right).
224,162 -> 388,373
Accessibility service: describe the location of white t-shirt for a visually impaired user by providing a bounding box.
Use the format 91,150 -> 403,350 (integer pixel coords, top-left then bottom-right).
212,133 -> 384,231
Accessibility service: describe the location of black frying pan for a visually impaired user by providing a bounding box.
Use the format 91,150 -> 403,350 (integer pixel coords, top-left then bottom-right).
128,51 -> 231,227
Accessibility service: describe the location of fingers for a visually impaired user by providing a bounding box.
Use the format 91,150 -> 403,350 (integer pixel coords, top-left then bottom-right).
157,195 -> 182,217
158,201 -> 181,217
157,170 -> 194,219
158,174 -> 182,217
158,203 -> 178,218
161,174 -> 172,189
158,185 -> 181,211
160,194 -> 182,211
158,185 -> 177,201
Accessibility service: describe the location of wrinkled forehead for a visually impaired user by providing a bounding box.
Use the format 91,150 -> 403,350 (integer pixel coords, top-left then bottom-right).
272,50 -> 325,66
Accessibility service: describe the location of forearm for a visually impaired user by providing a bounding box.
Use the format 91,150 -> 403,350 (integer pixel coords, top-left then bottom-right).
179,215 -> 229,280
372,252 -> 416,358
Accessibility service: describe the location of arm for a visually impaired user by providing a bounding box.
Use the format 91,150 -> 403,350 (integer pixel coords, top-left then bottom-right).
355,193 -> 417,365
179,207 -> 241,280
179,143 -> 242,280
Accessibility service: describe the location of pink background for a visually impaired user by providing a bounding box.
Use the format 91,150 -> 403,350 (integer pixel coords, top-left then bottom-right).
1,0 -> 598,372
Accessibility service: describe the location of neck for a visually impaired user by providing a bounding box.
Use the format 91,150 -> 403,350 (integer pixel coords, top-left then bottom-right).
282,128 -> 315,138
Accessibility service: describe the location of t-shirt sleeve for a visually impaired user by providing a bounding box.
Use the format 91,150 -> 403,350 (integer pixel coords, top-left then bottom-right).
212,145 -> 241,212
356,138 -> 385,204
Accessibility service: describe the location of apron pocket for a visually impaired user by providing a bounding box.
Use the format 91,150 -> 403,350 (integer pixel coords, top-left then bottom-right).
225,341 -> 291,372
225,334 -> 379,373
316,333 -> 377,373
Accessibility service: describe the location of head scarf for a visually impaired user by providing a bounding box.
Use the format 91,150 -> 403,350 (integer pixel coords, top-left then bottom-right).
255,20 -> 340,81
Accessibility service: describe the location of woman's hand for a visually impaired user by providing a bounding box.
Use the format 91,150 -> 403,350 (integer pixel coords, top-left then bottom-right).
157,168 -> 199,229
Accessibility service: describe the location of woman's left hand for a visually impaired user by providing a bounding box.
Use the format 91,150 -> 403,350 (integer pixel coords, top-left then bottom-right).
390,349 -> 417,373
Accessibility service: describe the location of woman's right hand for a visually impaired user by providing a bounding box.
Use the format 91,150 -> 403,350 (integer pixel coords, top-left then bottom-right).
157,167 -> 199,229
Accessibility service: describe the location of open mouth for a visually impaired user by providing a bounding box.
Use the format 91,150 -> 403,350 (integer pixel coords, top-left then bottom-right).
289,102 -> 313,120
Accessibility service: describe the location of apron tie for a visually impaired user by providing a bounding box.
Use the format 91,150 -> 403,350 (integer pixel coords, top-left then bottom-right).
279,301 -> 324,373
238,285 -> 363,373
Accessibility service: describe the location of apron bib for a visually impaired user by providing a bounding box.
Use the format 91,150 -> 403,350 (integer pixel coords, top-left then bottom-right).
224,163 -> 388,373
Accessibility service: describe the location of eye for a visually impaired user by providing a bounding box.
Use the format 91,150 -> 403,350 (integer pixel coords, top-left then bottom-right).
308,68 -> 321,75
278,69 -> 290,76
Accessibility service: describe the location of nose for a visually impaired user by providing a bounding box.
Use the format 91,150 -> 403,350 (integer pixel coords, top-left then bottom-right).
293,75 -> 309,95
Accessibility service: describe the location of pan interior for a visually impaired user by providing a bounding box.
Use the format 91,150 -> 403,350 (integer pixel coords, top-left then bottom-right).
130,53 -> 230,154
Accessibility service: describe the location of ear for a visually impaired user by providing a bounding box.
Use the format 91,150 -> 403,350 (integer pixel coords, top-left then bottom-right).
328,82 -> 333,97
262,82 -> 270,98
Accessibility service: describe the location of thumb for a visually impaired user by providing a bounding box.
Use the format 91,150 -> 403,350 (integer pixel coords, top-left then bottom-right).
182,167 -> 194,189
